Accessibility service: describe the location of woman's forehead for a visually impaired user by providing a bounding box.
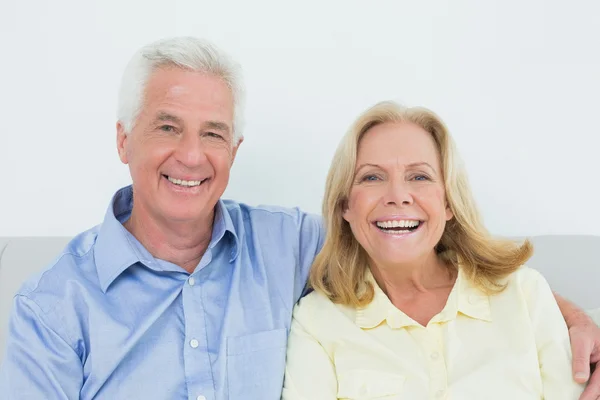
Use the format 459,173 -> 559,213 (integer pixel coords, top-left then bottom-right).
357,122 -> 441,166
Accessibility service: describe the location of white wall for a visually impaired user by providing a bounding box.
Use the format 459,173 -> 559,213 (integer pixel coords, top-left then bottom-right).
0,0 -> 598,237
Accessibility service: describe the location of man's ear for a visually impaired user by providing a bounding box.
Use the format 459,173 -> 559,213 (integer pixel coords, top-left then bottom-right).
116,122 -> 129,164
230,137 -> 243,165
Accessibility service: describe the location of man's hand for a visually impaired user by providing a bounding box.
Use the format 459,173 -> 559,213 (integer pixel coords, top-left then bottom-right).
554,292 -> 600,399
569,314 -> 600,400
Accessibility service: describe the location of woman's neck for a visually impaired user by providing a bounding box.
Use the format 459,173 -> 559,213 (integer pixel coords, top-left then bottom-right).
369,254 -> 457,326
371,255 -> 454,295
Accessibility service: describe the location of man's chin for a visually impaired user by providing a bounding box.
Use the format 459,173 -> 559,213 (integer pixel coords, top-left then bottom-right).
145,196 -> 212,223
160,211 -> 212,225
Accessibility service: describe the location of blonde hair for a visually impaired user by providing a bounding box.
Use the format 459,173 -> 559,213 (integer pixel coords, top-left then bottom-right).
310,101 -> 532,307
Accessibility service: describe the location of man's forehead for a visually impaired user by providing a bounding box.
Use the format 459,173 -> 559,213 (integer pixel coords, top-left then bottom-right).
145,68 -> 231,97
139,69 -> 234,126
149,110 -> 232,133
168,85 -> 188,95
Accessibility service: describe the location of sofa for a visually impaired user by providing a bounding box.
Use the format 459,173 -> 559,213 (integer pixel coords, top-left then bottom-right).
0,235 -> 599,362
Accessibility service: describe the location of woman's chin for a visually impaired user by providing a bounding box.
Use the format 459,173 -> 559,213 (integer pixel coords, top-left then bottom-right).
370,254 -> 421,268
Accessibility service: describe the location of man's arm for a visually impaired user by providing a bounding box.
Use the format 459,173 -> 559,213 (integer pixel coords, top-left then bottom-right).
295,212 -> 325,301
555,293 -> 600,400
0,295 -> 83,399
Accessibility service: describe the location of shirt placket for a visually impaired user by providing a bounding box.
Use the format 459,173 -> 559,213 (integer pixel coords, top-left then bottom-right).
182,249 -> 214,400
421,324 -> 448,400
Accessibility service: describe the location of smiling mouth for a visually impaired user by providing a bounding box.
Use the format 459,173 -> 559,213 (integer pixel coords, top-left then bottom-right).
374,220 -> 423,234
163,174 -> 209,187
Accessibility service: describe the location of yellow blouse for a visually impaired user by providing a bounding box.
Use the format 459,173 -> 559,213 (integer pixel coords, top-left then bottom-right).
282,267 -> 584,399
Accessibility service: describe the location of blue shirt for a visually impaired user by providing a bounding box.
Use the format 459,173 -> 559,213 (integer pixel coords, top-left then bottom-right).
0,186 -> 324,400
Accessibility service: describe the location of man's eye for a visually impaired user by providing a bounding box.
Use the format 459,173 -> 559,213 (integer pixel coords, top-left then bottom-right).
206,132 -> 223,139
160,125 -> 175,132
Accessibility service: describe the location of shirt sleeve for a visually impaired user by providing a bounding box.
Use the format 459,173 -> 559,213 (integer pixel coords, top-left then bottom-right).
294,212 -> 325,301
282,300 -> 337,400
520,267 -> 585,399
0,294 -> 83,399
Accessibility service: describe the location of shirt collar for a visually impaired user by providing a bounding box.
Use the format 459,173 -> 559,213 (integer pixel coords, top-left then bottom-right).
94,185 -> 240,292
211,199 -> 241,262
355,268 -> 492,329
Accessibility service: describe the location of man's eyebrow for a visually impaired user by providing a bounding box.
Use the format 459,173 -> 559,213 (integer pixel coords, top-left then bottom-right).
204,121 -> 231,134
155,112 -> 184,125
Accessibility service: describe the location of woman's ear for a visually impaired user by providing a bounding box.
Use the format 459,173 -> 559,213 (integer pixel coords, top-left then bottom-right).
445,204 -> 454,221
341,199 -> 350,222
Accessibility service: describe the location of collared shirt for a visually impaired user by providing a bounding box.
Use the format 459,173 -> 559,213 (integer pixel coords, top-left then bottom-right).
0,185 -> 324,400
282,267 -> 584,400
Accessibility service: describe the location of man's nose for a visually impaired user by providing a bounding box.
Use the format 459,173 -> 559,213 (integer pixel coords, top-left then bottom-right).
175,132 -> 208,167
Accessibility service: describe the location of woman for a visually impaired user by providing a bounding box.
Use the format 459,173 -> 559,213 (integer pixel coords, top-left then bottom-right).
282,101 -> 584,399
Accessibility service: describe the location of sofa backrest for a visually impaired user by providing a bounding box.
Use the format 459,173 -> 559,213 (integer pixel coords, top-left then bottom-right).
0,235 -> 598,363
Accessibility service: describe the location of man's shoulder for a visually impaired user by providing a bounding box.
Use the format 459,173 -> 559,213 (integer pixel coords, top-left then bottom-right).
221,199 -> 322,227
17,225 -> 102,311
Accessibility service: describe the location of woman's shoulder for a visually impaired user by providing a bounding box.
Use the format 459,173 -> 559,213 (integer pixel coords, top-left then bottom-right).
292,290 -> 359,330
294,290 -> 350,317
295,290 -> 332,313
492,265 -> 553,304
505,265 -> 548,289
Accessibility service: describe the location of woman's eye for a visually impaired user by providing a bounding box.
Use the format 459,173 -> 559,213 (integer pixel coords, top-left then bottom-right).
413,175 -> 430,181
362,175 -> 380,182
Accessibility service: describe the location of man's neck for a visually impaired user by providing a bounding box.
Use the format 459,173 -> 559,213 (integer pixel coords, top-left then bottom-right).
124,207 -> 215,274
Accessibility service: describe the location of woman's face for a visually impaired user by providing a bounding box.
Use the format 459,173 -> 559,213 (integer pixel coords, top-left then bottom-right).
343,122 -> 453,270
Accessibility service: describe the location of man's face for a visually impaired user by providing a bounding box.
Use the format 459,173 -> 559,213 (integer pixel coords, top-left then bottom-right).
117,66 -> 240,226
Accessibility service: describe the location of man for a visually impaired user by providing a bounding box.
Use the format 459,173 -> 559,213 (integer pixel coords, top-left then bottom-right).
0,37 -> 598,399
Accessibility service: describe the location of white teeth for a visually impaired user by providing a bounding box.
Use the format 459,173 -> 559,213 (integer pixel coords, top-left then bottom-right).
167,176 -> 203,187
376,220 -> 420,229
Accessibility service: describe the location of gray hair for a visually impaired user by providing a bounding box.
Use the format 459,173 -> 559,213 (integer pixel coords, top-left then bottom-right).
117,36 -> 245,143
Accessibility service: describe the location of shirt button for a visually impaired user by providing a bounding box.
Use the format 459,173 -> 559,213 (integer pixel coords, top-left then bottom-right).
436,389 -> 445,398
188,277 -> 196,286
190,339 -> 199,349
196,396 -> 206,400
430,351 -> 440,360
